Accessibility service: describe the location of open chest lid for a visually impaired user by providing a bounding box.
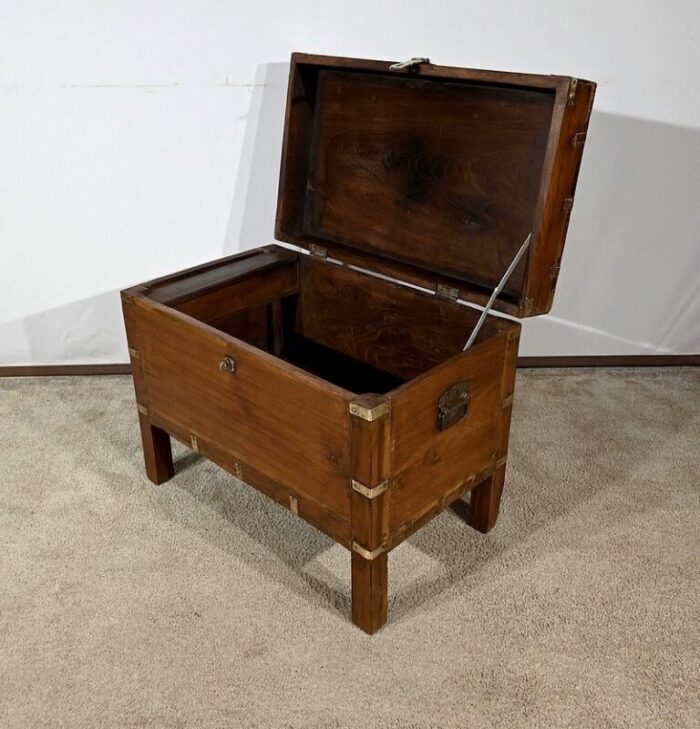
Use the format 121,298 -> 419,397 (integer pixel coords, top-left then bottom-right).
275,54 -> 595,317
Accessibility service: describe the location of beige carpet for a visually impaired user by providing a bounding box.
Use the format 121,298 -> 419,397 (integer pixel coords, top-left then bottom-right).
1,369 -> 698,728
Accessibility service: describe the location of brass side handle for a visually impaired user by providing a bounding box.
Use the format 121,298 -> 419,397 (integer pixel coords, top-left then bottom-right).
219,356 -> 236,373
437,382 -> 469,431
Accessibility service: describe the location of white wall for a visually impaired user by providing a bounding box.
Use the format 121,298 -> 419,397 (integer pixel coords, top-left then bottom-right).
1,0 -> 699,364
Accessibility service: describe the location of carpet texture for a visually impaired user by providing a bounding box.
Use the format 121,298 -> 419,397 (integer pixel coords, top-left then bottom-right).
1,369 -> 698,728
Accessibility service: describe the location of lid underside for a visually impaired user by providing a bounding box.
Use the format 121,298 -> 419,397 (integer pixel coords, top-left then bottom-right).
276,55 -> 593,315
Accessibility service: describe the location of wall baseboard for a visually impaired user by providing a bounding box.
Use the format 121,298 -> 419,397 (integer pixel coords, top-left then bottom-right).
517,355 -> 700,367
0,355 -> 698,378
0,364 -> 133,377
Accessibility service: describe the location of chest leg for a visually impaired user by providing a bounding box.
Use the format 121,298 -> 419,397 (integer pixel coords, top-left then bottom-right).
349,395 -> 391,634
351,550 -> 388,634
467,467 -> 505,533
138,413 -> 174,485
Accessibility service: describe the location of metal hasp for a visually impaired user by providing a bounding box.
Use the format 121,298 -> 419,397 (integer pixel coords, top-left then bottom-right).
463,232 -> 532,350
389,57 -> 430,71
437,382 -> 469,431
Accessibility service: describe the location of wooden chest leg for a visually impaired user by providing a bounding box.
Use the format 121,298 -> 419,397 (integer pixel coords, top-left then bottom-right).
468,467 -> 505,533
468,325 -> 520,534
349,395 -> 391,634
138,414 -> 174,484
351,551 -> 388,634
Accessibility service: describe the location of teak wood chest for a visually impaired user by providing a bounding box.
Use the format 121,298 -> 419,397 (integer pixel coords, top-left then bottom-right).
122,54 -> 595,633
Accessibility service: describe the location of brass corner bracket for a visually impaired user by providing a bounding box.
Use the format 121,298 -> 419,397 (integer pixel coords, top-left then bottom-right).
348,401 -> 390,422
351,479 -> 388,499
352,541 -> 387,561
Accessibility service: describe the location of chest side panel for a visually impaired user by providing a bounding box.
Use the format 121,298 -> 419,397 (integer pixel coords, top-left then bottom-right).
387,334 -> 507,537
132,298 -> 351,520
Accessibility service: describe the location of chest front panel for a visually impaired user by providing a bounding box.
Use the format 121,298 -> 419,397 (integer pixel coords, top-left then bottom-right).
132,298 -> 352,520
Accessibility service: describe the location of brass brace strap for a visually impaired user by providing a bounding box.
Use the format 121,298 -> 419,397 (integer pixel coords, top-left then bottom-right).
128,347 -> 140,359
496,455 -> 508,469
352,541 -> 387,561
351,479 -> 388,499
190,435 -> 199,453
137,403 -> 148,416
502,394 -> 514,409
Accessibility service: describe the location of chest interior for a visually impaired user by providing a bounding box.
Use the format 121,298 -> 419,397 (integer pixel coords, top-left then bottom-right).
146,249 -> 508,396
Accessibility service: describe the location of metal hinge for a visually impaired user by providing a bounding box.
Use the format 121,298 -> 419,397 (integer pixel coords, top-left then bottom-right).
568,78 -> 578,106
352,541 -> 387,560
571,131 -> 587,147
434,283 -> 459,302
309,243 -> 328,258
351,479 -> 388,499
349,400 -> 390,422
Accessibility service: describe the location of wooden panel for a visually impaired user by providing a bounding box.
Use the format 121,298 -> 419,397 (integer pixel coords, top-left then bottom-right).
174,262 -> 298,323
298,257 -> 499,381
136,245 -> 298,306
130,296 -> 352,520
209,306 -> 269,349
304,70 -> 554,300
387,332 -> 509,537
150,409 -> 351,547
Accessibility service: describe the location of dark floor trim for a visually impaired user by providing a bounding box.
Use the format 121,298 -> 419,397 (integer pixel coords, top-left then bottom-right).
1,355 -> 698,378
517,355 -> 700,368
0,364 -> 133,377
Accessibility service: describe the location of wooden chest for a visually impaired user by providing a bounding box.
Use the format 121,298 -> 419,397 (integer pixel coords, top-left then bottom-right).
122,54 -> 595,633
